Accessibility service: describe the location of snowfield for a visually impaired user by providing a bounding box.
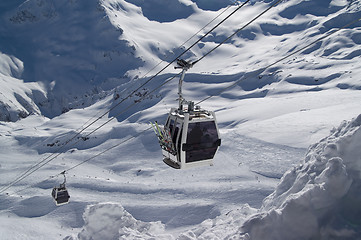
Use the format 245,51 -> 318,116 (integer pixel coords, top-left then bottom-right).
0,0 -> 361,239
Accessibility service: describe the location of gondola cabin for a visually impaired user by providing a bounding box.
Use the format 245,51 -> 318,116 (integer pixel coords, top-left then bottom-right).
160,106 -> 221,169
51,183 -> 70,206
153,59 -> 221,169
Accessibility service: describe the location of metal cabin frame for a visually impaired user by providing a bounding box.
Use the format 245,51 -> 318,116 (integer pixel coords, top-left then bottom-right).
51,172 -> 70,206
161,107 -> 221,169
159,59 -> 221,169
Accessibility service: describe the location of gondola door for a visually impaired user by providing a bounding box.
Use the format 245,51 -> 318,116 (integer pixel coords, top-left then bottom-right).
162,113 -> 185,169
181,112 -> 220,169
178,113 -> 189,168
161,116 -> 175,165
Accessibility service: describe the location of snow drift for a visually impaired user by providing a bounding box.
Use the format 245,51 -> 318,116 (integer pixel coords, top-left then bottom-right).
68,203 -> 172,240
242,114 -> 361,240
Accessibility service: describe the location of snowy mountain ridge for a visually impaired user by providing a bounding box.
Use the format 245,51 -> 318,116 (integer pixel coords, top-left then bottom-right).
1,0 -> 361,122
1,0 -> 361,239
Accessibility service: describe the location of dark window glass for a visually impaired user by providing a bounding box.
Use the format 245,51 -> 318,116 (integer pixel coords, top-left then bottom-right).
173,120 -> 181,144
56,190 -> 70,203
169,119 -> 175,134
185,121 -> 219,163
177,128 -> 183,156
165,117 -> 170,127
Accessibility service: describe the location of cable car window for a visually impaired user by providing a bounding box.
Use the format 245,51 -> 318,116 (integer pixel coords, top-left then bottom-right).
185,121 -> 219,163
165,117 -> 170,127
173,120 -> 181,144
169,119 -> 175,135
177,128 -> 183,157
57,190 -> 70,204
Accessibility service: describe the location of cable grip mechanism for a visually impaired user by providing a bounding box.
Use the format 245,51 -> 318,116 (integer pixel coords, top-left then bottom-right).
174,59 -> 194,112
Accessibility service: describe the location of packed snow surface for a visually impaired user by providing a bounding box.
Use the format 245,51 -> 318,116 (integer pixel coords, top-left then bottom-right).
35,114 -> 361,240
242,114 -> 361,240
1,0 -> 361,239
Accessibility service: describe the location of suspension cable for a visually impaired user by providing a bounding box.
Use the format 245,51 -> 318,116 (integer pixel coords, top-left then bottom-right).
8,125 -> 153,198
137,2 -> 238,81
63,13 -> 361,177
7,72 -> 179,196
0,73 -> 181,195
63,126 -> 153,175
0,1 -> 251,194
6,10 -> 361,197
192,0 -> 283,66
196,15 -> 361,105
6,72 -> 180,197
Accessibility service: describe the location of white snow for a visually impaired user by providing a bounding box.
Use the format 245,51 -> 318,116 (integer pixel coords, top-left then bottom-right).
242,114 -> 361,240
75,203 -> 172,240
0,0 -> 361,239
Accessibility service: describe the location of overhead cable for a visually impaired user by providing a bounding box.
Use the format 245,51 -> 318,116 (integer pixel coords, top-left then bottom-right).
192,0 -> 283,66
0,0 -> 251,194
44,3 -> 361,193
196,14 -> 361,105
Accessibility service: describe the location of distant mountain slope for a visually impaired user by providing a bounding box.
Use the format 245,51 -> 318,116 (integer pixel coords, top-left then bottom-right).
0,52 -> 46,121
0,0 -> 144,119
0,0 -> 360,121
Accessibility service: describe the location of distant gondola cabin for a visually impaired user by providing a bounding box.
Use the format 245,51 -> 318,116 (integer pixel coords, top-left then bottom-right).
51,184 -> 70,206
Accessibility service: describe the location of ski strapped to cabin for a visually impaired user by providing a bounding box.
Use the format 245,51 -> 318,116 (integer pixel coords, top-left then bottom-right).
151,121 -> 177,155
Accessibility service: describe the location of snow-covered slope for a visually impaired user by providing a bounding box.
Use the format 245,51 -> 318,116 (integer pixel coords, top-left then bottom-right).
1,0 -> 361,239
1,0 -> 361,122
54,114 -> 361,239
242,114 -> 361,240
0,52 -> 46,121
142,113 -> 360,240
0,0 -> 144,119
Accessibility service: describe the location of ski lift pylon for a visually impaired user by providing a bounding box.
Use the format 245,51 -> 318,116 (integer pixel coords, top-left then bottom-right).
154,59 -> 221,169
51,171 -> 70,206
